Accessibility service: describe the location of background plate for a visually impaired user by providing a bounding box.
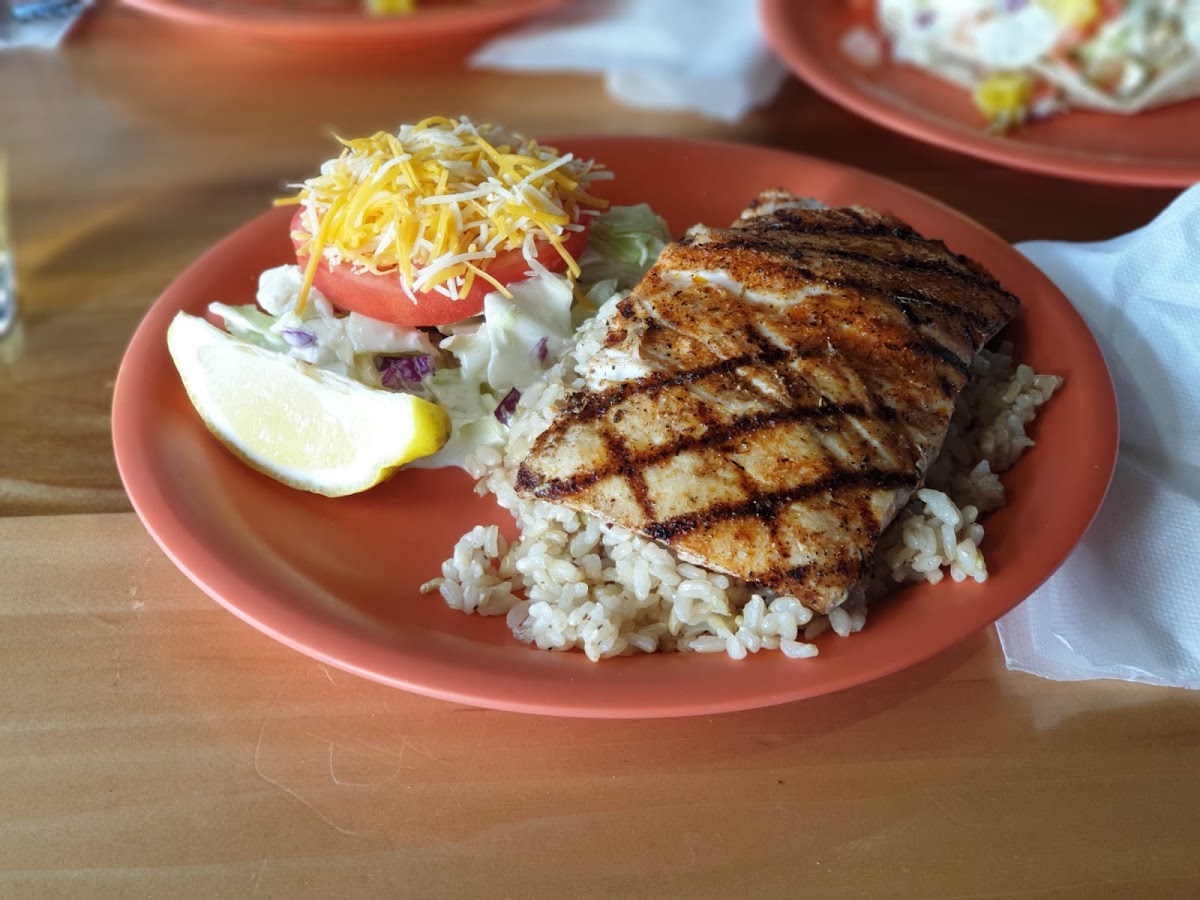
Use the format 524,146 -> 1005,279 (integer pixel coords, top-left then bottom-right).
759,0 -> 1200,188
112,136 -> 1118,718
119,0 -> 564,47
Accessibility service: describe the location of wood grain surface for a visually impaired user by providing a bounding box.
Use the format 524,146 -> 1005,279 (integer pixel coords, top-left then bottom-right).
2,4 -> 1197,897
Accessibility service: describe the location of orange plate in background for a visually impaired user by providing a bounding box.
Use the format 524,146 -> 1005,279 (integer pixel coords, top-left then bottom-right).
112,136 -> 1118,718
759,0 -> 1200,188
119,0 -> 564,47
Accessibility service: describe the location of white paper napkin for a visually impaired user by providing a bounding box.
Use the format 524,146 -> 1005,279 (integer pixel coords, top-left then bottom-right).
1,1 -> 90,49
995,184 -> 1200,689
469,0 -> 786,122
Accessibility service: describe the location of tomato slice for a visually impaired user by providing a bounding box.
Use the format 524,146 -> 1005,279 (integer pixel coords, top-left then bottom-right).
290,208 -> 592,327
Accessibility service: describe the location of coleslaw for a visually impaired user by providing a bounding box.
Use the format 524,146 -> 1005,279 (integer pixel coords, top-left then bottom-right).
856,0 -> 1200,129
208,202 -> 671,469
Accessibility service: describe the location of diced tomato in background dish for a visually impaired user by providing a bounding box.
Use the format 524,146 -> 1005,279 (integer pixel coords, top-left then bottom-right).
290,209 -> 592,327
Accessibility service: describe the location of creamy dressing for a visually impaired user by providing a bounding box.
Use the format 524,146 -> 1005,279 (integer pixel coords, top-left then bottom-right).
875,0 -> 1200,115
207,204 -> 671,473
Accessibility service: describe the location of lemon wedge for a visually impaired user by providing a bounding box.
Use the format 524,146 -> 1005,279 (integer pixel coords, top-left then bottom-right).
166,312 -> 451,497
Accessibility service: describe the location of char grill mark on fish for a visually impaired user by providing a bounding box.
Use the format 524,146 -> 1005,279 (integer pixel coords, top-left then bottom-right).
515,191 -> 1019,612
516,402 -> 879,502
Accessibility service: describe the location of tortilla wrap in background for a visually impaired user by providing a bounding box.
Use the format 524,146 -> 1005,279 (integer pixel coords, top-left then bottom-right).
1032,51 -> 1200,115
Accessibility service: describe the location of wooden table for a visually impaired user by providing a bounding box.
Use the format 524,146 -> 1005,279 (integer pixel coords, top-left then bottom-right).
3,5 -> 1197,897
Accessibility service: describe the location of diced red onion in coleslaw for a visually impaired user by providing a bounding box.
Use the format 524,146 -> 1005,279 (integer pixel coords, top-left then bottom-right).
280,327 -> 316,348
494,387 -> 521,424
377,354 -> 436,390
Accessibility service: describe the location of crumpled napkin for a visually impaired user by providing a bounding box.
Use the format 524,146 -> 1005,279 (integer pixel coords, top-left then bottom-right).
995,184 -> 1200,690
1,1 -> 90,49
469,0 -> 786,122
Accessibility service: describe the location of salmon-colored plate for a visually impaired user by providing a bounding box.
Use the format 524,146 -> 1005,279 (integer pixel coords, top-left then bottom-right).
759,0 -> 1200,188
112,136 -> 1117,718
119,0 -> 563,46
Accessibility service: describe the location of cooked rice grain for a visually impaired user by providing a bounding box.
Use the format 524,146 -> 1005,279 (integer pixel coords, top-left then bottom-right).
435,304 -> 1062,660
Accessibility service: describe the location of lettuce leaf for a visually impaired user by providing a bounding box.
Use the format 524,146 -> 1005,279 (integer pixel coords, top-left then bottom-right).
578,203 -> 671,288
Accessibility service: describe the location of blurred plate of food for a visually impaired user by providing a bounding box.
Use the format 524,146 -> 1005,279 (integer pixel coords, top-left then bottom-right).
119,0 -> 565,48
759,0 -> 1200,187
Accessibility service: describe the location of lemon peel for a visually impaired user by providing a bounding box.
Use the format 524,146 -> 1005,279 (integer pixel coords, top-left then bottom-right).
167,312 -> 450,497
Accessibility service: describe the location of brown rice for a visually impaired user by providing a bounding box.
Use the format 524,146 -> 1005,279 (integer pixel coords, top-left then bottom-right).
425,295 -> 1062,661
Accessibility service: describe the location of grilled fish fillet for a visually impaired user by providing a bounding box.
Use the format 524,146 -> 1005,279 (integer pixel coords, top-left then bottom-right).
514,190 -> 1019,613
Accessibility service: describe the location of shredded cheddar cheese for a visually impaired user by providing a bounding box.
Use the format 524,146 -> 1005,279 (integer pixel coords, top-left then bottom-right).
278,116 -> 610,315
363,0 -> 415,15
973,71 -> 1035,128
1035,0 -> 1100,30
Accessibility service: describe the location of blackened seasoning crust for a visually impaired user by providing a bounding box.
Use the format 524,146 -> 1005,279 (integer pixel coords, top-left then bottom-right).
515,190 -> 1018,613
